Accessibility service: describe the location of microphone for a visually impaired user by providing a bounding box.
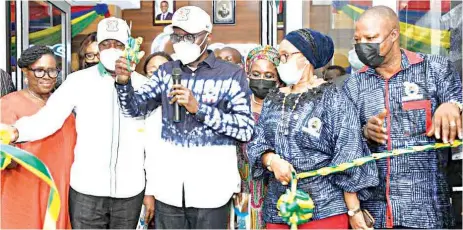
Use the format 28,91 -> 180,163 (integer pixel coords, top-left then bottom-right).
172,68 -> 183,123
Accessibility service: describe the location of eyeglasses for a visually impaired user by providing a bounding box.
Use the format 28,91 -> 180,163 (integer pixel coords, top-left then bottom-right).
170,31 -> 207,44
28,68 -> 60,78
279,52 -> 302,64
100,40 -> 125,49
85,53 -> 98,60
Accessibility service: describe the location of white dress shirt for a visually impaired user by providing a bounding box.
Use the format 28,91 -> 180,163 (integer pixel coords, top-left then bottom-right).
144,136 -> 240,208
143,102 -> 240,209
15,65 -> 148,198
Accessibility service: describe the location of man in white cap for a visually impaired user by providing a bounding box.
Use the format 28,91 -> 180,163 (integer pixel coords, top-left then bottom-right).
114,6 -> 254,229
1,17 -> 150,228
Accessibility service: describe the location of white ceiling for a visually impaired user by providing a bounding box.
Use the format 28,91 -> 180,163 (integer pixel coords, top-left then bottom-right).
66,0 -> 141,10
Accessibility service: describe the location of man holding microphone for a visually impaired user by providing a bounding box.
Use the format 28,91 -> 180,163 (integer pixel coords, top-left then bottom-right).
114,6 -> 254,229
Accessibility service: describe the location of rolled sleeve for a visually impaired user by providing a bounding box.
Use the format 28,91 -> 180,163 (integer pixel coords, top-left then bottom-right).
328,93 -> 379,200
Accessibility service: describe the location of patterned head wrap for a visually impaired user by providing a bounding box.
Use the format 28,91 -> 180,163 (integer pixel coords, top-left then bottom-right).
284,28 -> 334,69
245,45 -> 280,73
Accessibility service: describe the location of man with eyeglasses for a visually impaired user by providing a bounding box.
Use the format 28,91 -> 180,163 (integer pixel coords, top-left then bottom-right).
1,17 -> 150,228
113,6 -> 254,229
343,6 -> 462,229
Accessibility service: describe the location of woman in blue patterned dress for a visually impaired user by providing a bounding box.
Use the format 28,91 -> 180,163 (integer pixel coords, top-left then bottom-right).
232,45 -> 280,230
247,29 -> 379,229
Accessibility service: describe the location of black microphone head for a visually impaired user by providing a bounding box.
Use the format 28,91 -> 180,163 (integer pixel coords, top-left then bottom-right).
172,68 -> 182,80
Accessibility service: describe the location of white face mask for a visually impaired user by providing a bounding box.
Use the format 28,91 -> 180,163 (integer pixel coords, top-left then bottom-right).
348,49 -> 365,72
99,48 -> 123,71
173,34 -> 208,65
277,59 -> 307,86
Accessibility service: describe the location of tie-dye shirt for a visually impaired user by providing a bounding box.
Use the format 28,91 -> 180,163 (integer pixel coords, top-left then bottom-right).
115,52 -> 254,146
115,52 -> 254,208
343,49 -> 461,228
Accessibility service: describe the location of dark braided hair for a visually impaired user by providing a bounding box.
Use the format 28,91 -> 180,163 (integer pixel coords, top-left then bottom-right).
17,45 -> 55,69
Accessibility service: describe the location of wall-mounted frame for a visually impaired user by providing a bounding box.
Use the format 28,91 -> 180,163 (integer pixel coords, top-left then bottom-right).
153,0 -> 176,26
213,0 -> 236,25
277,0 -> 285,30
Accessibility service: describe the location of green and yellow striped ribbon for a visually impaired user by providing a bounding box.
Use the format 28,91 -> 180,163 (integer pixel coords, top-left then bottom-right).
278,140 -> 462,229
0,131 -> 60,230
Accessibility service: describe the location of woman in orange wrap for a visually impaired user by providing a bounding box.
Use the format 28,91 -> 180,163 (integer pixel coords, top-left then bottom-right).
0,45 -> 76,229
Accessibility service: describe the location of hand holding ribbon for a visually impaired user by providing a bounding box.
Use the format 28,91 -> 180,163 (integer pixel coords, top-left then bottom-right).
115,37 -> 145,84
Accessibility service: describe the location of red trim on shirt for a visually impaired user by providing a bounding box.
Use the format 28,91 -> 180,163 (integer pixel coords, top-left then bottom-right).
384,79 -> 394,228
402,49 -> 424,65
359,65 -> 369,73
402,100 -> 432,134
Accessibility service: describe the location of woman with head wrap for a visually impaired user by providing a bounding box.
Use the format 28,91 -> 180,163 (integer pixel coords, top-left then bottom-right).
231,45 -> 280,230
0,45 -> 76,229
247,29 -> 379,229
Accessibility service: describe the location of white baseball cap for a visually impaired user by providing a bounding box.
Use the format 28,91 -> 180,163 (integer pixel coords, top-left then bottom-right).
97,17 -> 130,46
164,6 -> 213,34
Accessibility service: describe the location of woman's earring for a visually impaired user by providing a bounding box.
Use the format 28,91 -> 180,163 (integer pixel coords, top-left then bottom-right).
24,78 -> 28,85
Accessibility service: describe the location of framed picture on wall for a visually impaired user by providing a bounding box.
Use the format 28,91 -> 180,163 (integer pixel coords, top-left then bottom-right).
276,0 -> 285,30
213,0 -> 236,25
153,0 -> 176,26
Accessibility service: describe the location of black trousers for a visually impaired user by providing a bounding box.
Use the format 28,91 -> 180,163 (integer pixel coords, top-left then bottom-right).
154,187 -> 229,229
68,187 -> 144,229
154,200 -> 229,229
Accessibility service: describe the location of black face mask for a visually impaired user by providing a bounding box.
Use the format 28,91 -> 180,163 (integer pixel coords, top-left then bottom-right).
354,31 -> 394,68
354,43 -> 385,68
84,62 -> 98,69
249,79 -> 276,99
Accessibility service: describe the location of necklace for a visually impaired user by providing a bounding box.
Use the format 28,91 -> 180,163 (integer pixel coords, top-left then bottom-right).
27,89 -> 46,104
281,92 -> 303,136
252,95 -> 263,105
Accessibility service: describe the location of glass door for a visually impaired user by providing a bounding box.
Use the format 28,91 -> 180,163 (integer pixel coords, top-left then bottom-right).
12,0 -> 71,90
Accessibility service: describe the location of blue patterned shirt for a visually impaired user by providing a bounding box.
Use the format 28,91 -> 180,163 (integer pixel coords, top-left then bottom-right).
247,84 -> 379,224
343,49 -> 461,228
115,51 -> 254,146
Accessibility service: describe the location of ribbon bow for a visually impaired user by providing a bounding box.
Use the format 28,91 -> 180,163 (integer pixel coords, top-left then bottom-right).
277,172 -> 315,230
